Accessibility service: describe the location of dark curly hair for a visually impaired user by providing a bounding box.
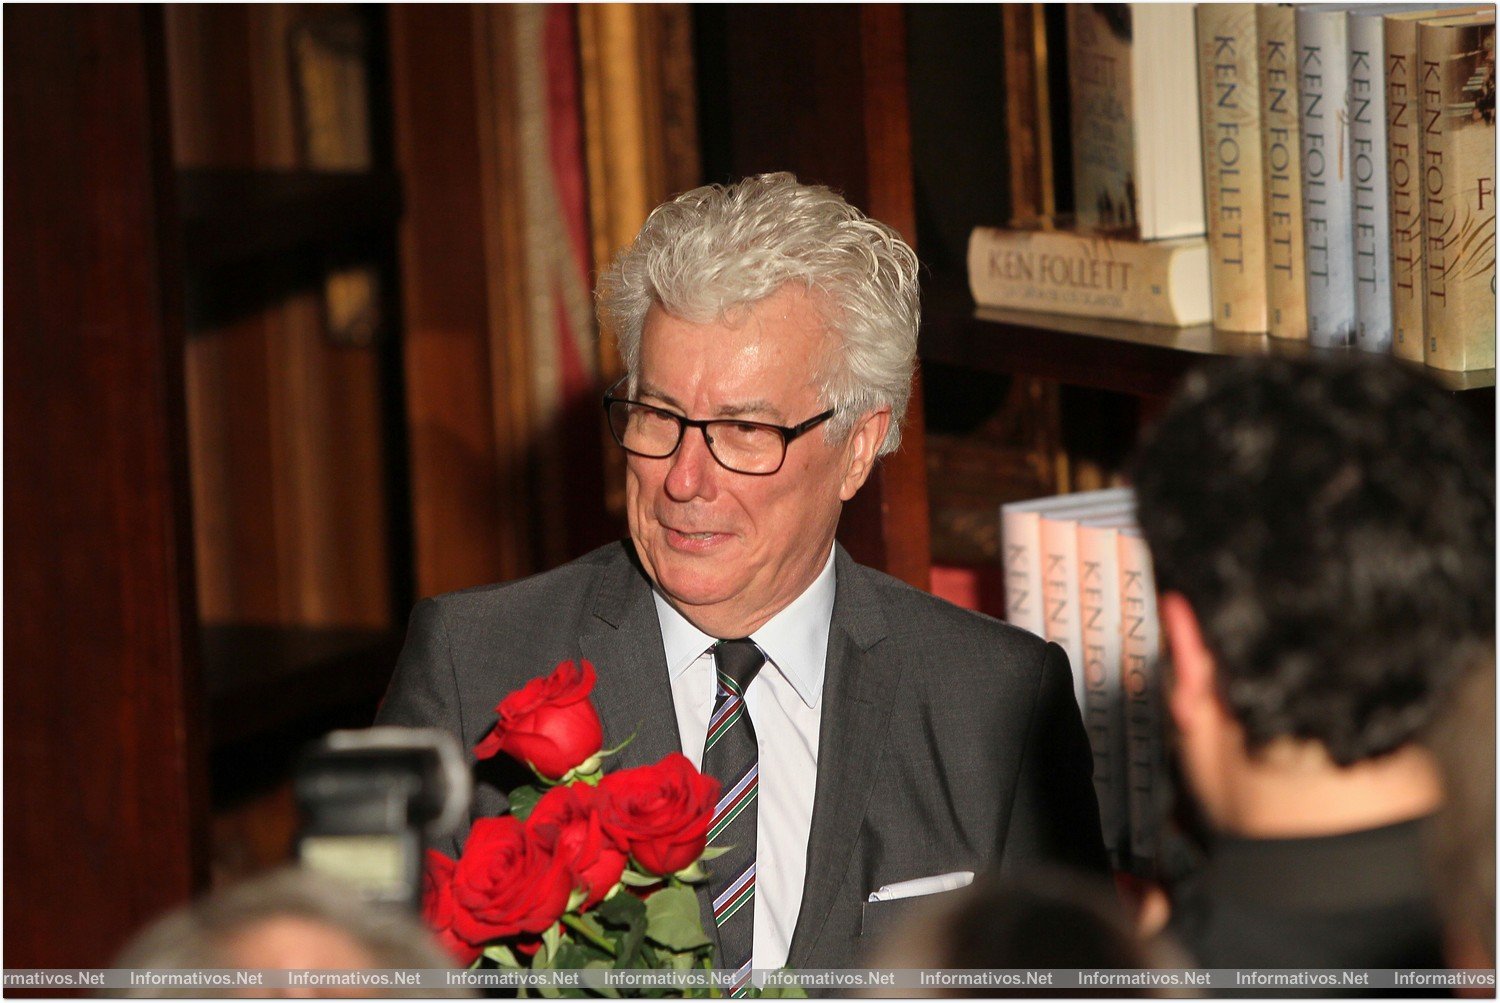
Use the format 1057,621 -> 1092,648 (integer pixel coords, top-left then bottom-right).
1129,356 -> 1494,766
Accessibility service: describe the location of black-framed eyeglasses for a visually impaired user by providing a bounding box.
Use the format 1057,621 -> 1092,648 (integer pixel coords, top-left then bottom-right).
602,378 -> 836,475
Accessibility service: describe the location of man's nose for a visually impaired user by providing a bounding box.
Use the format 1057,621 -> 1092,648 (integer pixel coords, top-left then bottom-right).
663,424 -> 719,501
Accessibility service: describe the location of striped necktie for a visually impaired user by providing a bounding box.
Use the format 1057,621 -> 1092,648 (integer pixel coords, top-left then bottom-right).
703,638 -> 765,991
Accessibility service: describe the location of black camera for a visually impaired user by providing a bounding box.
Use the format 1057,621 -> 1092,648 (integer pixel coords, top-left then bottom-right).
294,727 -> 471,910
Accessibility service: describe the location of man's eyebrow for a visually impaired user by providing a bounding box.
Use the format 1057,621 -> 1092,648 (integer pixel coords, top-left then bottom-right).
637,383 -> 783,421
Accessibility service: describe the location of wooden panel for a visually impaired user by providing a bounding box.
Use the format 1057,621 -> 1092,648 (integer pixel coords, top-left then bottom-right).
390,6 -> 531,597
169,7 -> 396,629
708,4 -> 932,590
3,4 -> 209,964
580,5 -> 702,522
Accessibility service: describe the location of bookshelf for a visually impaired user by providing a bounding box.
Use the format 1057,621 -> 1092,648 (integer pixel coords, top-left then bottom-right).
178,168 -> 402,269
708,5 -> 1495,585
924,278 -> 1499,399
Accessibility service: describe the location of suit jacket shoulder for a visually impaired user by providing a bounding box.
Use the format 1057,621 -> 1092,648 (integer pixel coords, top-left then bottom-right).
375,542 -> 647,757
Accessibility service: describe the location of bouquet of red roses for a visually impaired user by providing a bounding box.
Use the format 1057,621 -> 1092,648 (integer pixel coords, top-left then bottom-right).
421,659 -> 726,984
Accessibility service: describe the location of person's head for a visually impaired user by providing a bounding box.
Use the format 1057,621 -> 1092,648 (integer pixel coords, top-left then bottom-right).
1130,356 -> 1493,819
113,867 -> 465,997
595,173 -> 919,636
1426,659 -> 1496,971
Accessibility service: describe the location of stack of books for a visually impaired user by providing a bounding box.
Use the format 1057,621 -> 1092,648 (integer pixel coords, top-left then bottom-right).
1000,487 -> 1166,875
971,3 -> 1212,329
969,3 -> 1496,373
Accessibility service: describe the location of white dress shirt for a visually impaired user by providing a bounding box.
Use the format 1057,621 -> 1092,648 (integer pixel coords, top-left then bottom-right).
652,547 -> 835,971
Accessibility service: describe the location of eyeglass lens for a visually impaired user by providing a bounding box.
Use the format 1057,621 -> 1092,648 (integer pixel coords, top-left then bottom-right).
607,401 -> 786,475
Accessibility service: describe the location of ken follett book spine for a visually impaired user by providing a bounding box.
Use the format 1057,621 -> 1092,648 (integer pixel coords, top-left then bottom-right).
1419,12 -> 1497,372
966,226 -> 1212,327
1387,12 -> 1434,361
1197,3 -> 1271,333
1349,10 -> 1398,353
1298,5 -> 1360,347
1258,4 -> 1311,340
1119,527 -> 1164,869
1079,519 -> 1130,869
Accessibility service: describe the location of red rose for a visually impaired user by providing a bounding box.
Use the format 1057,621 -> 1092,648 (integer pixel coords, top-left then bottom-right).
450,815 -> 573,945
421,850 -> 481,966
474,660 -> 605,779
597,753 -> 720,876
528,783 -> 628,909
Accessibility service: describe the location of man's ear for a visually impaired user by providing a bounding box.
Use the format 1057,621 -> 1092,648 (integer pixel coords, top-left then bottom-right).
838,408 -> 891,501
1160,591 -> 1218,734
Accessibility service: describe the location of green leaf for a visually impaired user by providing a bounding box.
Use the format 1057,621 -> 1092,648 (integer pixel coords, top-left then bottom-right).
551,942 -> 595,970
565,911 -> 613,950
643,885 -> 712,952
596,889 -> 647,927
483,943 -> 522,968
663,948 -> 697,971
565,885 -> 590,913
595,891 -> 646,967
697,845 -> 731,861
543,921 -> 564,956
508,784 -> 543,821
618,868 -> 662,888
673,861 -> 708,883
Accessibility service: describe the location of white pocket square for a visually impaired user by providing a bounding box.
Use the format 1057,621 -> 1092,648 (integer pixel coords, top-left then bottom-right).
866,870 -> 975,903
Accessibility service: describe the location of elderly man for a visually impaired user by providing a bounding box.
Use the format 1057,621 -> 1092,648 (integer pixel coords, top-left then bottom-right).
1130,355 -> 1494,969
378,173 -> 1105,972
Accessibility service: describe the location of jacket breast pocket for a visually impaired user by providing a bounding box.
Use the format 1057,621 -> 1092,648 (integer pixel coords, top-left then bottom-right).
860,895 -> 925,947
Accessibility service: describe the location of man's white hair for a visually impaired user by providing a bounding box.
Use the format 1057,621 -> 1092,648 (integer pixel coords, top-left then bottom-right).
596,172 -> 920,456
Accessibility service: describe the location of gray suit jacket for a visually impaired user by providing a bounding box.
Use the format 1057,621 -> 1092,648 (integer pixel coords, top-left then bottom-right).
376,540 -> 1106,968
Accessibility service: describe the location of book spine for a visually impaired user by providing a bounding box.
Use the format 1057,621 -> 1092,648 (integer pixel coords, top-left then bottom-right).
1068,4 -> 1140,235
1298,7 -> 1359,347
1000,508 -> 1044,636
1079,523 -> 1127,867
1386,15 -> 1429,361
1197,4 -> 1270,333
1118,530 -> 1163,869
1419,17 -> 1498,372
1349,14 -> 1395,353
1257,5 -> 1310,340
966,227 -> 1210,326
1040,515 -> 1087,710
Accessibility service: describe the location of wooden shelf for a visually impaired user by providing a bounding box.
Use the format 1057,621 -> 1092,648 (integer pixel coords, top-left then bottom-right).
178,168 -> 402,268
200,623 -> 401,748
921,277 -> 1497,399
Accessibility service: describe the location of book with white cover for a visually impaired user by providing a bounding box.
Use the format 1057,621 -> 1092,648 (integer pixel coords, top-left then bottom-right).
1298,4 -> 1361,347
1077,510 -> 1137,868
1038,498 -> 1137,711
1067,4 -> 1207,239
1118,524 -> 1164,868
999,487 -> 1135,640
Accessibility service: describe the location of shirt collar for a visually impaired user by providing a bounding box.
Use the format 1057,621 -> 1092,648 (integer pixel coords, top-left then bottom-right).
652,546 -> 836,709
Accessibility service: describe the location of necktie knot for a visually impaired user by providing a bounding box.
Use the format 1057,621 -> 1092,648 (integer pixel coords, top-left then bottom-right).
713,638 -> 766,694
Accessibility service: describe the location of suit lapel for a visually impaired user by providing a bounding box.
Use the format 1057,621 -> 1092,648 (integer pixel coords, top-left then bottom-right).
577,543 -> 722,961
787,548 -> 901,967
579,544 -> 683,771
